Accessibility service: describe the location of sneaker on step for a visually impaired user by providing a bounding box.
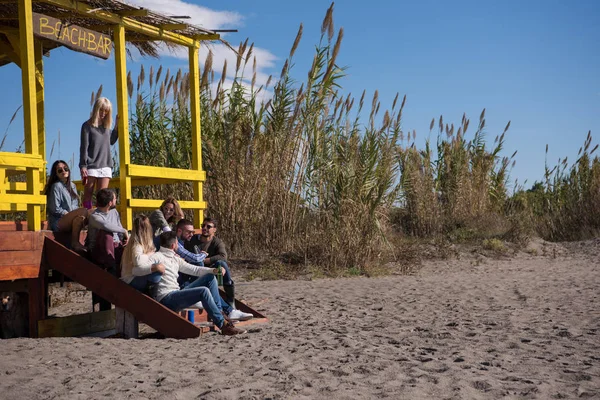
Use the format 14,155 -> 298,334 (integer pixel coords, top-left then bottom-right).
220,321 -> 246,336
228,309 -> 253,321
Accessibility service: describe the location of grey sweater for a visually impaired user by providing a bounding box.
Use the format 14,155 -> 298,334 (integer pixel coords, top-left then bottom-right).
47,181 -> 80,231
79,121 -> 118,169
87,208 -> 127,250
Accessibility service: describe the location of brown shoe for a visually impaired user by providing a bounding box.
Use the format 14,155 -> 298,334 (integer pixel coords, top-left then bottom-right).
220,321 -> 246,336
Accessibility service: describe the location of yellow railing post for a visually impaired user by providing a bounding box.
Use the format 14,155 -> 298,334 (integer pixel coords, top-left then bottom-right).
18,0 -> 41,231
114,23 -> 132,230
189,40 -> 204,225
35,41 -> 46,223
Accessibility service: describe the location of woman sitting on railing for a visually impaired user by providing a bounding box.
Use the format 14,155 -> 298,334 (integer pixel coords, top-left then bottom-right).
149,196 -> 184,236
120,214 -> 165,292
45,160 -> 89,252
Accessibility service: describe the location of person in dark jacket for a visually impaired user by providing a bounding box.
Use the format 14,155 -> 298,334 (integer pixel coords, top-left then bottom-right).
176,218 -> 253,321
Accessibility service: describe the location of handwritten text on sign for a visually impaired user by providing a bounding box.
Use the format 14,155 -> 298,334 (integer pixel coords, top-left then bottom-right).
32,12 -> 112,59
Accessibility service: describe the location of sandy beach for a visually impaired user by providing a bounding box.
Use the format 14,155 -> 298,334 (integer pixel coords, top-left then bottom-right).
1,239 -> 599,399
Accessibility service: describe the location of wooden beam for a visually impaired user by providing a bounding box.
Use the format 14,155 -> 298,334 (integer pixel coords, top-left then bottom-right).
0,37 -> 20,67
193,34 -> 220,41
0,264 -> 40,280
115,9 -> 148,18
0,231 -> 43,251
18,0 -> 41,231
128,198 -> 206,210
127,164 -> 206,181
0,152 -> 45,168
38,0 -> 197,46
189,41 -> 204,225
38,310 -> 116,338
0,193 -> 46,205
159,23 -> 187,31
114,24 -> 132,230
35,40 -> 46,223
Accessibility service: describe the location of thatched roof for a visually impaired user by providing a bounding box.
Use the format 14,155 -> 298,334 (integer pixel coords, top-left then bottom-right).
0,0 -> 222,67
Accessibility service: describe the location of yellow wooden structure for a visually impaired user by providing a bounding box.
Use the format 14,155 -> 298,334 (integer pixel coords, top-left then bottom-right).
0,0 -> 218,230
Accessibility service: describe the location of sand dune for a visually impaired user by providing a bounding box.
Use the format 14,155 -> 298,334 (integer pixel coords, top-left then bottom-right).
1,240 -> 599,399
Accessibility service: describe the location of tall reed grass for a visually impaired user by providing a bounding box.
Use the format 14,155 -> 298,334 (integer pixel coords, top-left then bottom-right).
85,4 -> 598,273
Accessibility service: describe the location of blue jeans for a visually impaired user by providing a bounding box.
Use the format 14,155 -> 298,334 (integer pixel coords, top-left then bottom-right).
180,274 -> 233,314
129,272 -> 162,292
159,274 -> 225,328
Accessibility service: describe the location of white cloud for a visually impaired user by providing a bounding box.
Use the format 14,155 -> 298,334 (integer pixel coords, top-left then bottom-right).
125,0 -> 243,30
126,1 -> 278,100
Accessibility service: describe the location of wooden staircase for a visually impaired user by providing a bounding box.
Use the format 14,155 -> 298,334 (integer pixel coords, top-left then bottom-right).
43,237 -> 202,339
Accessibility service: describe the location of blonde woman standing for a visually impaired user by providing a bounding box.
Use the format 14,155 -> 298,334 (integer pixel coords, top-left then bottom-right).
120,215 -> 165,292
79,97 -> 119,209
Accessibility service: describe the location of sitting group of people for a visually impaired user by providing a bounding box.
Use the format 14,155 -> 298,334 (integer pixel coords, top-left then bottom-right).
44,159 -> 250,336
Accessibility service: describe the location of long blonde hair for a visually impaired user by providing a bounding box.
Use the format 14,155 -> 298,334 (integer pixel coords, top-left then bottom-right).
89,97 -> 113,129
122,215 -> 155,265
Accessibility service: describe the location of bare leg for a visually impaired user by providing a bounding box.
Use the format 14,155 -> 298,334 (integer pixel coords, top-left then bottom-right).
70,215 -> 87,252
57,208 -> 88,251
57,207 -> 88,232
96,177 -> 110,190
83,176 -> 97,209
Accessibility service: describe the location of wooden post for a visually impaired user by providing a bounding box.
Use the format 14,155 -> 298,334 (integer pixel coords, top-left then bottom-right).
35,41 -> 46,224
113,24 -> 132,230
115,307 -> 138,338
18,0 -> 41,231
188,41 -> 204,225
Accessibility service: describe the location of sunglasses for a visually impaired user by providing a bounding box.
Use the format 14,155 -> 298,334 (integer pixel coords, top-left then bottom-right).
201,224 -> 214,229
57,167 -> 69,173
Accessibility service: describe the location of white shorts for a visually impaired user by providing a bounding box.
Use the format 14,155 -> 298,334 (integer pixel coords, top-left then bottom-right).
87,167 -> 112,178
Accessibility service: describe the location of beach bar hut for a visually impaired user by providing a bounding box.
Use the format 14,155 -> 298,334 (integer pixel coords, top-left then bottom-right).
0,0 -> 265,338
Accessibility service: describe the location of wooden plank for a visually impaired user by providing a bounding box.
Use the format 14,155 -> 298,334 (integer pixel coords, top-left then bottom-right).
38,309 -> 115,337
159,23 -> 187,31
0,250 -> 41,265
189,42 -> 204,225
0,265 -> 40,280
28,275 -> 46,336
0,152 -> 44,168
129,198 -> 206,210
0,231 -> 43,251
0,193 -> 46,205
114,23 -> 133,230
115,9 -> 149,17
127,164 -> 206,181
31,12 -> 113,59
43,237 -> 201,339
115,307 -> 138,338
0,221 -> 48,231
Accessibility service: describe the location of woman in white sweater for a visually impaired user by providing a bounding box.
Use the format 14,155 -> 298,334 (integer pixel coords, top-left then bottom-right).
120,215 -> 165,291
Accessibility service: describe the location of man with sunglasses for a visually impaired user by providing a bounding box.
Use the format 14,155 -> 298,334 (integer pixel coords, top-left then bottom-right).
174,218 -> 253,321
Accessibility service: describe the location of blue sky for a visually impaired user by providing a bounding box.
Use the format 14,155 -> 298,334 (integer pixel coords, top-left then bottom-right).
1,0 -> 599,189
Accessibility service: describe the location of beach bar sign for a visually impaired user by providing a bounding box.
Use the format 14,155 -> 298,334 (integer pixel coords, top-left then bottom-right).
32,12 -> 112,59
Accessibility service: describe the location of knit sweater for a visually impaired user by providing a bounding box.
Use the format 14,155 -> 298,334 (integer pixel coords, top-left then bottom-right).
120,244 -> 159,284
79,121 -> 118,169
47,181 -> 79,231
149,209 -> 173,236
87,208 -> 127,250
152,247 -> 214,301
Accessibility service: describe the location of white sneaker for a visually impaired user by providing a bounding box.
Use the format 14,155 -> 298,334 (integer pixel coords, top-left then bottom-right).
228,309 -> 253,321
